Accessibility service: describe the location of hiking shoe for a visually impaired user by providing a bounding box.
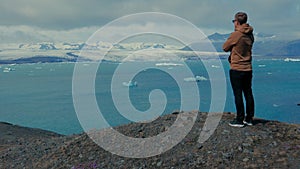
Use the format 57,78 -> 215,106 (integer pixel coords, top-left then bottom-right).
229,119 -> 244,127
243,119 -> 253,126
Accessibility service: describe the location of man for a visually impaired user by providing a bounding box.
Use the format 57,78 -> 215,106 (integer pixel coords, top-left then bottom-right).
223,12 -> 255,127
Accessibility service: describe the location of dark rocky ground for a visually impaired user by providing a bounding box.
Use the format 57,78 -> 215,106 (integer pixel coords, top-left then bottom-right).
0,112 -> 299,169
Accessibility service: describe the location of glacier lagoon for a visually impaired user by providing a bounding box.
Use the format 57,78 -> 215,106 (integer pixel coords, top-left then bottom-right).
0,59 -> 299,135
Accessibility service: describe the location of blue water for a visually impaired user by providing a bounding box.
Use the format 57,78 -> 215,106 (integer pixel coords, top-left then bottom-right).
0,59 -> 299,135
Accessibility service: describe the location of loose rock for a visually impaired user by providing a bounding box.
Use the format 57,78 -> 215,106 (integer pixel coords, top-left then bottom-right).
0,112 -> 299,169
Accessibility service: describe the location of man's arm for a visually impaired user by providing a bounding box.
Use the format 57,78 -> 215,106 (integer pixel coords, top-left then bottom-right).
223,32 -> 238,52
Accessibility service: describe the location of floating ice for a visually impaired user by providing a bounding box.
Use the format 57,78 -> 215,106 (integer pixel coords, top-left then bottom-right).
155,63 -> 183,67
211,65 -> 220,68
284,58 -> 300,62
3,67 -> 15,73
35,67 -> 42,70
122,81 -> 138,87
184,76 -> 208,82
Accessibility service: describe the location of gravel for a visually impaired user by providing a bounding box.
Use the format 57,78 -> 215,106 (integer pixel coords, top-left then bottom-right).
1,112 -> 299,169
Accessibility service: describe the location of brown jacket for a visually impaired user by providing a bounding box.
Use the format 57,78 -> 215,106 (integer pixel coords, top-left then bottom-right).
223,24 -> 254,71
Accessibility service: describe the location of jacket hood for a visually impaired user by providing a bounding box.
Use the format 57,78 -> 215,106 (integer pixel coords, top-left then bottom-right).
236,23 -> 253,34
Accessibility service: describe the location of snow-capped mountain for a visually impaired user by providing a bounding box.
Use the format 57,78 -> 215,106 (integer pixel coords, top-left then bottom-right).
19,43 -> 57,50
207,32 -> 276,42
18,42 -> 168,51
207,33 -> 230,42
1,32 -> 299,64
19,42 -> 84,50
16,32 -> 277,52
184,32 -> 299,57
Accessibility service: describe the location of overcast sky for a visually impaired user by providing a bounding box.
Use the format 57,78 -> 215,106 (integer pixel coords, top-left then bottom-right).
0,0 -> 299,44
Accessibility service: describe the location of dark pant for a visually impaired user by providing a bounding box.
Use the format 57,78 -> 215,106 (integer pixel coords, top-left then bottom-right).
230,69 -> 255,122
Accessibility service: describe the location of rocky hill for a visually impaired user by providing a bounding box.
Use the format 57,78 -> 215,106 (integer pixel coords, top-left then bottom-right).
0,112 -> 299,169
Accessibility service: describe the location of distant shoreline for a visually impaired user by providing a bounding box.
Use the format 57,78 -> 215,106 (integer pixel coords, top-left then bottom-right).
1,55 -> 300,65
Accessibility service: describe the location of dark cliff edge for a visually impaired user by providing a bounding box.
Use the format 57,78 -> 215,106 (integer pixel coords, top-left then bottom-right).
0,112 -> 299,169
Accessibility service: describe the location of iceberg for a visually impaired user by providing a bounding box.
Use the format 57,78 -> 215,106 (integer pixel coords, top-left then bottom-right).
184,76 -> 208,82
122,81 -> 138,87
155,63 -> 183,67
3,67 -> 15,73
211,65 -> 220,68
284,58 -> 300,62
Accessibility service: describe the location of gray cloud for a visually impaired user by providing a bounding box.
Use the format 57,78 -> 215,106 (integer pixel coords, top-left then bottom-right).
0,0 -> 299,43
